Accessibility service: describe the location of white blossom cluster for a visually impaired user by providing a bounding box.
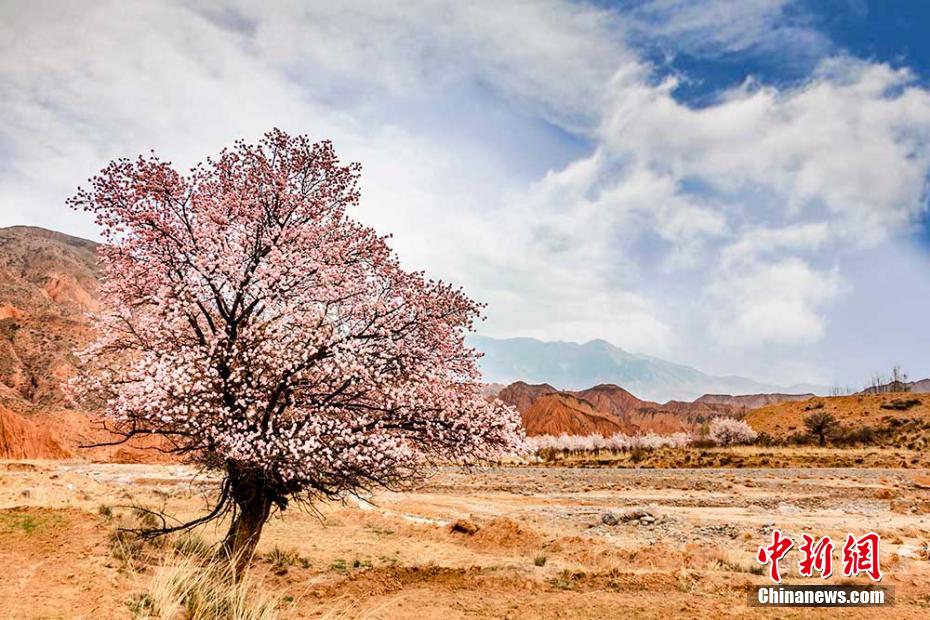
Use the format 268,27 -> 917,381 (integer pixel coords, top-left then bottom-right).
525,432 -> 692,454
707,417 -> 758,446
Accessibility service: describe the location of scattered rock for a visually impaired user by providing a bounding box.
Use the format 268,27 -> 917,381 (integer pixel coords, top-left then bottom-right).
601,512 -> 619,526
694,524 -> 741,538
450,519 -> 480,535
912,475 -> 930,490
621,508 -> 652,522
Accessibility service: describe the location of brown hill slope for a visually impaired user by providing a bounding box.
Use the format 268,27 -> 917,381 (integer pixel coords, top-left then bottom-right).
499,381 -> 740,436
521,393 -> 625,436
695,392 -> 814,410
497,381 -> 558,415
0,226 -> 174,462
0,226 -> 98,411
746,393 -> 930,447
0,403 -> 70,459
572,384 -> 643,415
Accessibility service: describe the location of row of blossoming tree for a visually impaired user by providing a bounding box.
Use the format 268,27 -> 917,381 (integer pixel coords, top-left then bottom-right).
69,130 -> 524,570
525,417 -> 758,457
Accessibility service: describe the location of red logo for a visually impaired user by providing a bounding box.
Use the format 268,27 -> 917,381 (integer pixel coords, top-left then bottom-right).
842,532 -> 882,581
798,534 -> 834,578
756,529 -> 793,583
756,530 -> 882,583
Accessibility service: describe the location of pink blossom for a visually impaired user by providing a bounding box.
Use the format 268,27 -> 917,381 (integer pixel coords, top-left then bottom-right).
69,129 -> 524,509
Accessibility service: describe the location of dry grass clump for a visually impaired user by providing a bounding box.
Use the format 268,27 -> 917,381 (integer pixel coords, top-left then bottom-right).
261,546 -> 311,573
129,552 -> 290,620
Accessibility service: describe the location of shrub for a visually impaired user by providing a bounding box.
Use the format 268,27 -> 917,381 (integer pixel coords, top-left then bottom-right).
755,432 -> 776,447
707,417 -> 758,446
834,425 -> 877,446
804,412 -> 839,446
173,533 -> 213,559
132,552 -> 287,619
110,529 -> 146,571
881,398 -> 921,411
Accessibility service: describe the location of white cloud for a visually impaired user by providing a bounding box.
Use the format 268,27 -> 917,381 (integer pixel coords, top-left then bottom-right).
1,0 -> 930,384
707,258 -> 844,345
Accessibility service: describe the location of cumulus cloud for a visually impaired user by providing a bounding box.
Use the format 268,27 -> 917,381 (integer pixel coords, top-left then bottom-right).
1,0 -> 929,384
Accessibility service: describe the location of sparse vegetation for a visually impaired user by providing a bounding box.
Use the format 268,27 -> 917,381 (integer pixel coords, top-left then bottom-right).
129,552 -> 288,619
864,364 -> 911,394
174,533 -> 214,559
0,511 -> 63,535
804,411 -> 839,446
834,425 -> 877,446
882,398 -> 921,411
110,529 -> 147,571
261,546 -> 310,573
132,507 -> 162,530
534,554 -> 547,567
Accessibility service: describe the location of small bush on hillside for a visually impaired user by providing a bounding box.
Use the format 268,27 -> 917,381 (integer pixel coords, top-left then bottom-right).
708,418 -> 758,446
754,432 -> 776,447
804,412 -> 839,447
881,398 -> 921,411
834,425 -> 877,446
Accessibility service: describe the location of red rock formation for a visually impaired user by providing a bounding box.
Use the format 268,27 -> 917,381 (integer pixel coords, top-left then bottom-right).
0,404 -> 70,459
571,384 -> 643,415
0,226 -> 98,411
498,381 -> 742,436
521,393 -> 625,437
497,381 -> 558,414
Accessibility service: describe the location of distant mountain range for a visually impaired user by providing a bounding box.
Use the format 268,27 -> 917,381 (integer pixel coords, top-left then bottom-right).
469,335 -> 829,403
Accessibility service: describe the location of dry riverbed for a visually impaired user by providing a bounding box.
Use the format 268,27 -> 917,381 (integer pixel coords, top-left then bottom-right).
2,461 -> 930,618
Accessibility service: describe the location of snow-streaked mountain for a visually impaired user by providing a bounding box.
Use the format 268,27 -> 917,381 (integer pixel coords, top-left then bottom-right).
469,336 -> 828,403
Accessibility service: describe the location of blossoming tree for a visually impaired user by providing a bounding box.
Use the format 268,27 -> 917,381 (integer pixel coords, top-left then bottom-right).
708,417 -> 758,446
69,129 -> 523,566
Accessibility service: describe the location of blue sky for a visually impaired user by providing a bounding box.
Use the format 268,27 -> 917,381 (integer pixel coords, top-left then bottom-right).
1,0 -> 929,388
631,1 -> 930,100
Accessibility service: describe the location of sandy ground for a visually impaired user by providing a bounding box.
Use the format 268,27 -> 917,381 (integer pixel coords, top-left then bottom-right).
2,461 -> 930,619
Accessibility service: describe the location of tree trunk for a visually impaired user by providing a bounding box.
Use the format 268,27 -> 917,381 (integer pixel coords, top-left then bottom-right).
221,467 -> 273,576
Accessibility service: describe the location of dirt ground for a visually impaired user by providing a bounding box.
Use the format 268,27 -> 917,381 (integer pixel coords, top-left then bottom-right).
2,461 -> 930,619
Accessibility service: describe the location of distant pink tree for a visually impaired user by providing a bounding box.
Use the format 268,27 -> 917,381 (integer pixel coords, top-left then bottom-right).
708,417 -> 758,446
69,129 -> 523,567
